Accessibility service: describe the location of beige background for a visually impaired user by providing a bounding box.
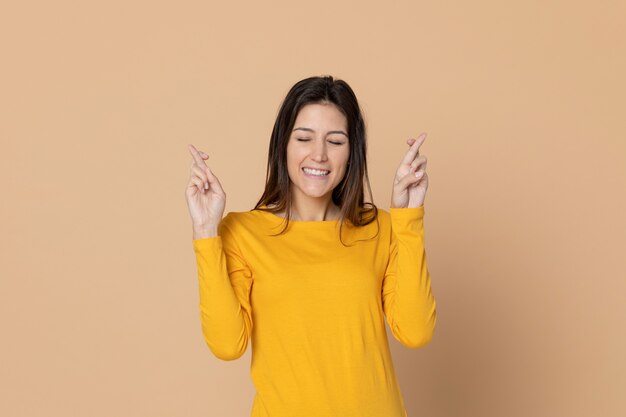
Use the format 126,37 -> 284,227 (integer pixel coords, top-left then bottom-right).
1,1 -> 624,416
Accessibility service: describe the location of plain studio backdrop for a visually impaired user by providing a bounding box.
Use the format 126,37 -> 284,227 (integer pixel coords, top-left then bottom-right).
1,1 -> 624,416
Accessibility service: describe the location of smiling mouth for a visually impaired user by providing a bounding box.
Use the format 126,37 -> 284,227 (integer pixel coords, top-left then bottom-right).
302,167 -> 331,176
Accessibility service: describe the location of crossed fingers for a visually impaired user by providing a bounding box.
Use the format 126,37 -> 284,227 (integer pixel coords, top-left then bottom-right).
401,132 -> 426,166
188,144 -> 209,167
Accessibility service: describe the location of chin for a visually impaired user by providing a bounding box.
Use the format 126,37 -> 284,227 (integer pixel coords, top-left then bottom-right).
301,189 -> 332,199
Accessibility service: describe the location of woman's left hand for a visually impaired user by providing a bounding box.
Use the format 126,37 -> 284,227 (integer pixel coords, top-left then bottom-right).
390,132 -> 429,209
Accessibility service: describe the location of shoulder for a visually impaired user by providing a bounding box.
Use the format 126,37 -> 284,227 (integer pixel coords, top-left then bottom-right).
376,207 -> 391,222
374,208 -> 392,237
342,206 -> 392,243
363,206 -> 391,230
219,209 -> 265,235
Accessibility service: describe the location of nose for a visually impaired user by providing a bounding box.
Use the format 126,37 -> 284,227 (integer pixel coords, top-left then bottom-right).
311,139 -> 328,162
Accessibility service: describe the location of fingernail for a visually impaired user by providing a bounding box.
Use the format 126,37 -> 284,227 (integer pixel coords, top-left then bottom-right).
205,182 -> 209,189
415,171 -> 423,177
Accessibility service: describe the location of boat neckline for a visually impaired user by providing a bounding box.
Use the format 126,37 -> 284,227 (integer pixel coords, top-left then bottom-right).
255,205 -> 340,224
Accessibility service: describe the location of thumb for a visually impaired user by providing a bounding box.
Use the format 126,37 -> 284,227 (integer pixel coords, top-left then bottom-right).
395,170 -> 424,191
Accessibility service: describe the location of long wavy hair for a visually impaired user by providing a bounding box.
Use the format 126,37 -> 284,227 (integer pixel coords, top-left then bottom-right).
253,75 -> 379,246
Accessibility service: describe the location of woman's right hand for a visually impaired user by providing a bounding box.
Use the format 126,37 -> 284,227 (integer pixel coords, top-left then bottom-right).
185,144 -> 226,232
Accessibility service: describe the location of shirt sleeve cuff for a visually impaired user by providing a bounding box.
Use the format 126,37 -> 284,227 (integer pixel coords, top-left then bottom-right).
389,206 -> 424,219
389,206 -> 425,234
192,236 -> 222,254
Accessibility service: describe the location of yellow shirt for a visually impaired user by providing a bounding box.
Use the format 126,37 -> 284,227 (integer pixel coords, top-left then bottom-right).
192,205 -> 437,417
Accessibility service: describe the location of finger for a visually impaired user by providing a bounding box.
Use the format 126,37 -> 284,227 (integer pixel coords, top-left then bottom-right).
187,174 -> 205,194
406,138 -> 420,158
190,176 -> 205,192
191,165 -> 210,189
188,144 -> 208,167
394,157 -> 422,183
411,171 -> 428,189
190,154 -> 210,169
205,166 -> 225,195
401,133 -> 426,165
397,169 -> 425,190
409,156 -> 427,172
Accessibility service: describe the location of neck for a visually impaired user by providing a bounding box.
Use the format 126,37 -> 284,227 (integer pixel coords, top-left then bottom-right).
290,195 -> 339,221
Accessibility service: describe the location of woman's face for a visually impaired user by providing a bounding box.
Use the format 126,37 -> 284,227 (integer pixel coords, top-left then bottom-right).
286,102 -> 350,204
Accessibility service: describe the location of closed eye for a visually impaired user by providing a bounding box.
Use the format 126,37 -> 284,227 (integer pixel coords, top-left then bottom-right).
296,138 -> 345,145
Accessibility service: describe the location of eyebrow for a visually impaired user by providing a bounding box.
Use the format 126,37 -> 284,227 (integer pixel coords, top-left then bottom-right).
292,127 -> 348,138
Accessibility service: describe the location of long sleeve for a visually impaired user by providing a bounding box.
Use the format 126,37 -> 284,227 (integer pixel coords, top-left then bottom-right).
382,206 -> 437,349
192,216 -> 254,361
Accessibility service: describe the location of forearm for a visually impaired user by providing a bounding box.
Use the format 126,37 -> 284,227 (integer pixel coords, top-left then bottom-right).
193,237 -> 251,360
388,207 -> 437,348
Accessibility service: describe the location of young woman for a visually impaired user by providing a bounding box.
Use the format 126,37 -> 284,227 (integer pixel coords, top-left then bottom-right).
185,75 -> 436,417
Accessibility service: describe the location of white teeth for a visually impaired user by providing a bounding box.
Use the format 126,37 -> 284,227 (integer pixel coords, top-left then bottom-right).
303,168 -> 330,176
